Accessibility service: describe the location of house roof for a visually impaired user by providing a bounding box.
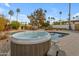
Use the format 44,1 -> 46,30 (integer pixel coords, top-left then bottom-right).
70,20 -> 79,22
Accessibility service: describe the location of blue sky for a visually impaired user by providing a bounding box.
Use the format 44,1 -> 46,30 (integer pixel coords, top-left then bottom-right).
0,3 -> 79,23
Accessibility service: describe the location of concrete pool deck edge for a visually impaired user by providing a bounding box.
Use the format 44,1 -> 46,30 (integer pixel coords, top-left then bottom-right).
49,30 -> 79,56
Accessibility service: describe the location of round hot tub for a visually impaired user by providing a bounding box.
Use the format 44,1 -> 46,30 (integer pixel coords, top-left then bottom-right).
11,31 -> 51,56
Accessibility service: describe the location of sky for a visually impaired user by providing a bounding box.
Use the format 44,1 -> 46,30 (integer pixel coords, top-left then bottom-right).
0,3 -> 79,23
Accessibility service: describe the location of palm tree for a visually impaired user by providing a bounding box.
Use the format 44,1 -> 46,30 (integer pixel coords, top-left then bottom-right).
8,10 -> 14,22
16,8 -> 20,21
76,16 -> 79,20
59,11 -> 62,25
51,17 -> 55,21
44,10 -> 47,13
48,17 -> 50,19
48,16 -> 51,23
73,17 -> 75,19
59,20 -> 62,24
68,3 -> 72,30
51,17 -> 55,24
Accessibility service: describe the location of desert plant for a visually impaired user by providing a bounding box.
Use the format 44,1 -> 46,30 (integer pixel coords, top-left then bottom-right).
10,21 -> 20,29
0,25 -> 5,31
0,15 -> 9,31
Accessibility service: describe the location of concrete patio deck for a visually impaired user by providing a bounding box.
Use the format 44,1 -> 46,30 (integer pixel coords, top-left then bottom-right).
51,30 -> 79,56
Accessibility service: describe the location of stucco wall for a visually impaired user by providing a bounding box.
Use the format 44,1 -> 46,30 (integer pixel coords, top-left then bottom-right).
52,24 -> 75,30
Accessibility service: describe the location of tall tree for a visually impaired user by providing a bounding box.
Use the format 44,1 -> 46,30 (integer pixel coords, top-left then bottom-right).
8,10 -> 14,22
59,11 -> 62,25
48,17 -> 51,20
51,17 -> 55,24
44,10 -> 47,13
76,16 -> 79,20
16,8 -> 20,21
51,17 -> 55,21
27,8 -> 47,28
73,17 -> 75,19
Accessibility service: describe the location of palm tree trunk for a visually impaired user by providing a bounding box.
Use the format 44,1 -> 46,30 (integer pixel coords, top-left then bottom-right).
17,13 -> 18,21
54,19 -> 55,25
10,15 -> 11,23
60,14 -> 61,25
68,3 -> 72,30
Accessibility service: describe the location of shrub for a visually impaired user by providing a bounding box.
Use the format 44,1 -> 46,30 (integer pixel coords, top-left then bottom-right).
0,16 -> 9,31
0,25 -> 5,31
41,21 -> 50,29
26,25 -> 32,30
10,21 -> 20,29
53,22 -> 60,25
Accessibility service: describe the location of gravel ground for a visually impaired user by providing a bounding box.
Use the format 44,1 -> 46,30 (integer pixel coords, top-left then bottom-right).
0,38 -> 10,55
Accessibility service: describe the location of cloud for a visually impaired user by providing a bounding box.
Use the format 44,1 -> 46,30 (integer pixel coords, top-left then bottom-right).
0,7 -> 5,14
4,3 -> 10,7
